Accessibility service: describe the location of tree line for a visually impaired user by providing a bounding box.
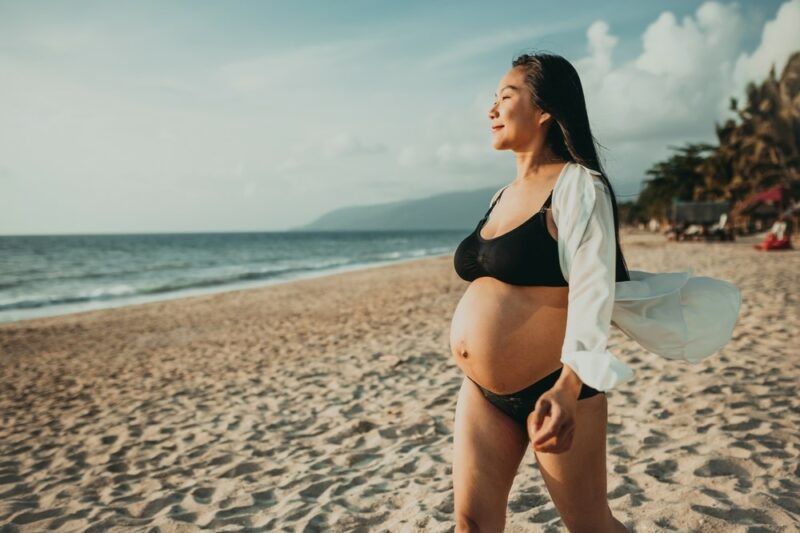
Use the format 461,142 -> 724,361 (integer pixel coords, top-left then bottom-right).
619,51 -> 800,225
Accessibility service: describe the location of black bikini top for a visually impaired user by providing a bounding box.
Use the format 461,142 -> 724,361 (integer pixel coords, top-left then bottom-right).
453,185 -> 568,287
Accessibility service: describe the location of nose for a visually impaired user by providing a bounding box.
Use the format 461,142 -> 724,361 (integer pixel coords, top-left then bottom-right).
488,103 -> 498,120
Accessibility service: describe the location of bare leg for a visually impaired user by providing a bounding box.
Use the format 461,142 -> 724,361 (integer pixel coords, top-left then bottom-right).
531,393 -> 627,532
453,377 -> 529,532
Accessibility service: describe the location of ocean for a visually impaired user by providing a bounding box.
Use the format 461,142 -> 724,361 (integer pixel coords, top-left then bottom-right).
0,231 -> 465,324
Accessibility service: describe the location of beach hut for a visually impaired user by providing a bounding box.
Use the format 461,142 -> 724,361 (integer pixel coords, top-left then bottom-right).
732,184 -> 791,234
668,200 -> 732,241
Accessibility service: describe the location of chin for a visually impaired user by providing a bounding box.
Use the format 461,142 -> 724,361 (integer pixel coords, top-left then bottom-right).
491,140 -> 508,150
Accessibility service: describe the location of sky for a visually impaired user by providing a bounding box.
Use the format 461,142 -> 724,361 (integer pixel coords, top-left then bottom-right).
1,0 -> 798,235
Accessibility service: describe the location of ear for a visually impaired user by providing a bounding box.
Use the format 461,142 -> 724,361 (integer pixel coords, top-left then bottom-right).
538,110 -> 552,126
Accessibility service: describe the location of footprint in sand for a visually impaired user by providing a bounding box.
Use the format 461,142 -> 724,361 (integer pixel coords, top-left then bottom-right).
252,488 -> 277,507
645,459 -> 678,483
693,457 -> 753,491
192,486 -> 215,504
693,458 -> 749,478
642,429 -> 668,449
690,504 -> 775,527
720,419 -> 762,431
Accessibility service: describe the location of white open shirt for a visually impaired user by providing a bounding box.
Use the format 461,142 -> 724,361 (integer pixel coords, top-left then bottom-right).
489,162 -> 742,392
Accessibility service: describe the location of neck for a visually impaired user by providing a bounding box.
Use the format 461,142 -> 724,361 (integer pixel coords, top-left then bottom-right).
514,147 -> 567,185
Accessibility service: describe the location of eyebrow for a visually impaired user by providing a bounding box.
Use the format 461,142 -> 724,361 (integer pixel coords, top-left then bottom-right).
493,85 -> 519,97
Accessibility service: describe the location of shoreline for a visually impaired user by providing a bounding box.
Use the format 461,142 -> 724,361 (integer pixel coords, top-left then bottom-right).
0,251 -> 455,326
0,226 -> 749,327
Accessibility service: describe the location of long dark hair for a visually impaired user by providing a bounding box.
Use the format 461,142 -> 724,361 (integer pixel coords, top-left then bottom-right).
511,52 -> 630,281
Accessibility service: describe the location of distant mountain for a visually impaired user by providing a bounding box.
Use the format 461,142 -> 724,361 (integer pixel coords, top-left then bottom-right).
291,186 -> 503,231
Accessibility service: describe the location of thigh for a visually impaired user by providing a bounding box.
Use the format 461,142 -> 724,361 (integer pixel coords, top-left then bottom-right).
453,376 -> 529,529
532,393 -> 613,527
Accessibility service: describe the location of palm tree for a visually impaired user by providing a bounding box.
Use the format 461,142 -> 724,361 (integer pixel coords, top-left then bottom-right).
710,52 -> 800,206
636,50 -> 800,221
637,143 -> 715,219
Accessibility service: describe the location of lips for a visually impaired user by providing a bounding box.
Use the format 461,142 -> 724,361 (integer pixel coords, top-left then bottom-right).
491,125 -> 504,132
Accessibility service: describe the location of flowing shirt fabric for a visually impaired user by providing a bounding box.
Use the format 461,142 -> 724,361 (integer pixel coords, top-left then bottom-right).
490,162 -> 742,392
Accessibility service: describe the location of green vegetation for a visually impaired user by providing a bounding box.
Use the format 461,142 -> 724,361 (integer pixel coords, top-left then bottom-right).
624,51 -> 800,224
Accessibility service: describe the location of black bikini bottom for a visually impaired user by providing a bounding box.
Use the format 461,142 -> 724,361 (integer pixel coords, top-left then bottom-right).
467,365 -> 604,433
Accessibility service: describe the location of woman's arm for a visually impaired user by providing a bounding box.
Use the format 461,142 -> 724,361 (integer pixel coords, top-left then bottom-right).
530,166 -> 633,453
552,364 -> 584,398
553,168 -> 634,392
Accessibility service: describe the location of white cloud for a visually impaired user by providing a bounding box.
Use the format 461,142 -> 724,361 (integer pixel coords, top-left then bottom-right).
576,0 -> 800,145
322,133 -> 387,158
573,20 -> 619,89
397,146 -> 423,168
274,132 -> 388,174
587,20 -> 617,73
634,2 -> 742,78
435,140 -> 492,166
733,0 -> 800,95
574,1 -> 746,143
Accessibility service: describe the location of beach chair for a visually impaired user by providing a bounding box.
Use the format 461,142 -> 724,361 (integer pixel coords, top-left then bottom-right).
682,224 -> 704,241
708,213 -> 732,241
753,220 -> 791,250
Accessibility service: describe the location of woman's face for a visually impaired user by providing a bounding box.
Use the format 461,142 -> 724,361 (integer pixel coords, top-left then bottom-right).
488,66 -> 551,151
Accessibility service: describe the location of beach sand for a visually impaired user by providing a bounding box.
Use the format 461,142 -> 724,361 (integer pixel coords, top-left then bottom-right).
1,229 -> 799,532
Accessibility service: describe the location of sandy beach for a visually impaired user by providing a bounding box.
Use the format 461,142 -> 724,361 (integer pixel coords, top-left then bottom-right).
1,229 -> 798,532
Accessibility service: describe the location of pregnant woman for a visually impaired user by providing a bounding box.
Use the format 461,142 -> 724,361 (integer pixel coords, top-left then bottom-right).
449,52 -> 630,532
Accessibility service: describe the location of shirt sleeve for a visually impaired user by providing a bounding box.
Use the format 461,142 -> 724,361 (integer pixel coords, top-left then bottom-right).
558,173 -> 635,391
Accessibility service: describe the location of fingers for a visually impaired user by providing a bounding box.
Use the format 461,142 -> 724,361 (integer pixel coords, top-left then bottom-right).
532,417 -> 561,448
533,429 -> 574,453
535,421 -> 575,454
531,397 -> 550,431
529,390 -> 579,454
532,403 -> 562,446
532,400 -> 576,453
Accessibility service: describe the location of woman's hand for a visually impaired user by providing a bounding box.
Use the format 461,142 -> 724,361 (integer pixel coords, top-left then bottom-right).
528,385 -> 579,454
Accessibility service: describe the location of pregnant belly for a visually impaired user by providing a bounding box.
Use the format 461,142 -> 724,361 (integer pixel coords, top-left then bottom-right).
449,277 -> 570,394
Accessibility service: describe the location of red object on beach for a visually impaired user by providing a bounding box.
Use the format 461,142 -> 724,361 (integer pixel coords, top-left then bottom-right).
753,223 -> 792,251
